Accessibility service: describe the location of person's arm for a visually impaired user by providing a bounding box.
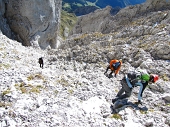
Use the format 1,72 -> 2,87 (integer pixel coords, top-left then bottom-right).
125,75 -> 133,88
110,60 -> 116,70
115,61 -> 122,75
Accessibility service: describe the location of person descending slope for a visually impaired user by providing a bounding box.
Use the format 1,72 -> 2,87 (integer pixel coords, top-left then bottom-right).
38,57 -> 44,69
112,70 -> 159,105
104,59 -> 122,78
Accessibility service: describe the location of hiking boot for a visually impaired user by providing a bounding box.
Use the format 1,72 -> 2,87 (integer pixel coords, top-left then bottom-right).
108,74 -> 113,78
112,98 -> 118,104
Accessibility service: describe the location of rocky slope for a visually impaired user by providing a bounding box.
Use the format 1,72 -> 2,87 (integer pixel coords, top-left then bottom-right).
0,23 -> 170,127
0,0 -> 170,127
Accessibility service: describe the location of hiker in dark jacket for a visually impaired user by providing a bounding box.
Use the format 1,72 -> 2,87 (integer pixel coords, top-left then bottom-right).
38,57 -> 44,69
104,59 -> 122,78
112,71 -> 159,105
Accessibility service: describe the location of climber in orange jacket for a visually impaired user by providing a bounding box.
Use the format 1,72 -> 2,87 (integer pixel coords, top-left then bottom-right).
104,59 -> 122,78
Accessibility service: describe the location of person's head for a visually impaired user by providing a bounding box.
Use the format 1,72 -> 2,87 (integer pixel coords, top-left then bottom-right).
149,74 -> 159,83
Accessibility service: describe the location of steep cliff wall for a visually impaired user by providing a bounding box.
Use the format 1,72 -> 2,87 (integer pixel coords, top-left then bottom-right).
0,0 -> 12,38
1,0 -> 62,49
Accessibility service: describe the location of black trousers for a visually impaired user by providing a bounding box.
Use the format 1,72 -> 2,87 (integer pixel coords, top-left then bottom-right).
116,78 -> 132,99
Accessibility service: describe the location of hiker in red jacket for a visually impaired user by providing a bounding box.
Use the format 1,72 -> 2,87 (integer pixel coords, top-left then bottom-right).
104,59 -> 122,78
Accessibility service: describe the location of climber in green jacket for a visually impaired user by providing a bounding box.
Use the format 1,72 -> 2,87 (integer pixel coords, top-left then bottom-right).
112,71 -> 159,105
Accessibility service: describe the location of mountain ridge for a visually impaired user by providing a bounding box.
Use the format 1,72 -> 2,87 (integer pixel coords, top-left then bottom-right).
62,0 -> 146,15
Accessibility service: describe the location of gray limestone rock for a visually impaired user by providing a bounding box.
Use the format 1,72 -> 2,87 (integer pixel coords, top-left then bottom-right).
4,0 -> 62,49
70,0 -> 170,36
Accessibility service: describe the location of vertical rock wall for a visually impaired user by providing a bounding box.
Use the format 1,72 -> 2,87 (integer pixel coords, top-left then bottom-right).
0,0 -> 12,38
3,0 -> 62,49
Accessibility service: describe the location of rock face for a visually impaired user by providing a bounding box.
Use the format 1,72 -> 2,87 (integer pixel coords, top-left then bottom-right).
2,0 -> 62,49
70,0 -> 170,35
0,0 -> 12,38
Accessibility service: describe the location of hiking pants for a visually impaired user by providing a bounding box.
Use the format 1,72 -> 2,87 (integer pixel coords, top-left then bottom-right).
116,77 -> 132,99
105,65 -> 114,75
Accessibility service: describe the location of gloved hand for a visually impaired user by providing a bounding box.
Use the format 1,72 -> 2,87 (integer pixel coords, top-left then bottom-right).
135,100 -> 142,105
130,87 -> 133,90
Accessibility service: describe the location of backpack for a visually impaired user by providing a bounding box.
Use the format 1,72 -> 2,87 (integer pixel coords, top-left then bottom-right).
112,62 -> 120,70
39,57 -> 43,64
127,71 -> 141,82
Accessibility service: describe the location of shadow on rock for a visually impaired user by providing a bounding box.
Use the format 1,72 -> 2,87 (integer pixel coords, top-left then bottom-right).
110,99 -> 148,114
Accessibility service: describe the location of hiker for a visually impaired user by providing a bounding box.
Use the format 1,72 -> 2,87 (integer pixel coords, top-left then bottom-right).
104,59 -> 122,78
112,71 -> 159,105
38,57 -> 44,69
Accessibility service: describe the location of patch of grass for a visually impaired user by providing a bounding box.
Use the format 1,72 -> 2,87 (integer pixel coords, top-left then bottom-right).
30,86 -> 40,93
0,102 -> 11,107
20,86 -> 27,93
15,82 -> 43,94
157,24 -> 166,29
0,63 -> 11,70
140,110 -> 147,114
73,33 -> 88,41
27,74 -> 45,81
148,109 -> 154,112
103,123 -> 107,126
57,77 -> 69,87
93,32 -> 105,38
2,88 -> 11,96
166,104 -> 170,107
27,75 -> 34,81
0,47 -> 4,50
60,10 -> 77,39
161,74 -> 169,81
110,114 -> 122,120
138,41 -> 156,50
54,90 -> 59,96
68,89 -> 74,94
